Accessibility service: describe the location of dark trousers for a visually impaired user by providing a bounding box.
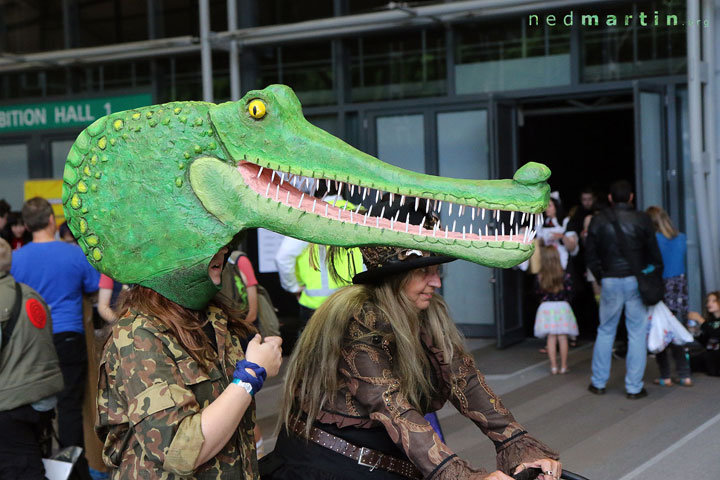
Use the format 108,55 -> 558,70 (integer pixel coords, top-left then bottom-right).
53,332 -> 87,449
655,344 -> 691,379
0,405 -> 53,480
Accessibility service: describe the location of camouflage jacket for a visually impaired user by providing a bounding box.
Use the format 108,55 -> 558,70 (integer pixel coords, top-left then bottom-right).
96,306 -> 258,480
314,305 -> 558,480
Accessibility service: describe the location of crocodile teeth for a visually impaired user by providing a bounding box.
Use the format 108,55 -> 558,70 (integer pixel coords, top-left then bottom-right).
247,164 -> 543,245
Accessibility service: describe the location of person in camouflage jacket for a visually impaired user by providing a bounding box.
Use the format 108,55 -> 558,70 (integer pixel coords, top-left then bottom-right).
96,247 -> 282,479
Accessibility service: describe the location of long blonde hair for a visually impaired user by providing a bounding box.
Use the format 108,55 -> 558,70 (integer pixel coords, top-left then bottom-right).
646,206 -> 679,239
280,270 -> 466,437
538,245 -> 564,293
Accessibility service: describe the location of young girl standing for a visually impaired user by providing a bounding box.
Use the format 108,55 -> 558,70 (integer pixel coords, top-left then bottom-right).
534,245 -> 579,374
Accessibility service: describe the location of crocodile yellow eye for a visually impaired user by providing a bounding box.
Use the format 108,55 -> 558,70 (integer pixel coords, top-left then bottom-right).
248,99 -> 266,119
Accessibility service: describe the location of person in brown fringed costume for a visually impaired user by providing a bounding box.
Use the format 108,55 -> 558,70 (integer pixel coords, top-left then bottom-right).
260,202 -> 561,480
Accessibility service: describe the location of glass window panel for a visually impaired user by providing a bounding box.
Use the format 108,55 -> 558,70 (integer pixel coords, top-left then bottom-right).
454,19 -> 570,94
376,114 -> 425,174
171,54 -> 204,101
161,0 -> 199,37
437,110 -> 494,326
51,140 -> 75,180
258,1 -> 333,26
580,1 -> 687,82
78,0 -> 148,47
256,43 -> 334,106
3,0 -> 63,53
307,115 -> 339,138
0,144 -> 29,210
350,29 -> 447,102
638,91 -> 664,209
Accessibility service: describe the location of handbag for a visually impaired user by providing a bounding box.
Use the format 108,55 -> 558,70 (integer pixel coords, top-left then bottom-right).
647,301 -> 694,353
607,210 -> 665,306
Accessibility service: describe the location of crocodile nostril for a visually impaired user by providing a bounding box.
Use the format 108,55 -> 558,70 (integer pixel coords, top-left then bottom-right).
513,162 -> 551,185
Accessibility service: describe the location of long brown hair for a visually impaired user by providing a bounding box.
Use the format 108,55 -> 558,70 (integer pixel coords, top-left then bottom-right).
705,291 -> 720,318
280,270 -> 467,437
538,245 -> 564,293
646,206 -> 679,239
115,285 -> 254,368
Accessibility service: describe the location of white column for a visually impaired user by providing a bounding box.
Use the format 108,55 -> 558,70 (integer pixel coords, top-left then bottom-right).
688,0 -> 720,289
228,0 -> 241,100
199,0 -> 214,102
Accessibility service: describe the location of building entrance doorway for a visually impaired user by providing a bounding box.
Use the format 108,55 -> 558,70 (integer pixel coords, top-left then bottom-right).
519,95 -> 635,210
517,94 -> 636,339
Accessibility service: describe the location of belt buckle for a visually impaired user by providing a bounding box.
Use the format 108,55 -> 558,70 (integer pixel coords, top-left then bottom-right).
357,447 -> 379,471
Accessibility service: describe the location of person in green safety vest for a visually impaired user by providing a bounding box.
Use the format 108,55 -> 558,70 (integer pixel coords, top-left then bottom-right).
275,179 -> 364,333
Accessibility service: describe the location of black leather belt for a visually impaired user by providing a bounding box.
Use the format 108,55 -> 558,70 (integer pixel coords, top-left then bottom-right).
289,417 -> 423,479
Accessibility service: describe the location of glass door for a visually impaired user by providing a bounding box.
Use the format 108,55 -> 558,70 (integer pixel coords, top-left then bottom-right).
491,98 -> 525,348
374,113 -> 426,173
368,107 -> 498,338
436,109 -> 495,337
634,82 -> 667,210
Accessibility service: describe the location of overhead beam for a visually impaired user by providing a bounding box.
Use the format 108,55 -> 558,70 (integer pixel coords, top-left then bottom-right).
0,0 -> 609,72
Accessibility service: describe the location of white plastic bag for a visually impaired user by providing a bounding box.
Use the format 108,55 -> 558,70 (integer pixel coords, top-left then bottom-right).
647,301 -> 694,354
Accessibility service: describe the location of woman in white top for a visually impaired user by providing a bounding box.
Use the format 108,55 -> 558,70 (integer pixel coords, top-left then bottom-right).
536,197 -> 578,270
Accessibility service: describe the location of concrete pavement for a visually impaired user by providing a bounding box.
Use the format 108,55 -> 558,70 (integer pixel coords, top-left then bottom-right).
254,338 -> 720,479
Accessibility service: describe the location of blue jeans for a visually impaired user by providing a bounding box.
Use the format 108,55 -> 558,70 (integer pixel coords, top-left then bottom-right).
591,277 -> 648,394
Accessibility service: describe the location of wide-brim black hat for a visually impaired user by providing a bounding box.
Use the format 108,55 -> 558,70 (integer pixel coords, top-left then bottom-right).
352,252 -> 455,284
352,197 -> 456,284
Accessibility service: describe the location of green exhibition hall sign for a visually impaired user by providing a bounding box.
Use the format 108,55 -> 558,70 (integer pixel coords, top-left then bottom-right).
0,93 -> 153,133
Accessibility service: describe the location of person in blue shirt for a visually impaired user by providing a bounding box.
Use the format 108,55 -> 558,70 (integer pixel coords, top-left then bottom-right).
10,197 -> 99,477
646,206 -> 691,387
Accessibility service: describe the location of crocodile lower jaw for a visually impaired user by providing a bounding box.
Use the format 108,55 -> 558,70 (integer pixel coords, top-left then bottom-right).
238,161 -> 541,246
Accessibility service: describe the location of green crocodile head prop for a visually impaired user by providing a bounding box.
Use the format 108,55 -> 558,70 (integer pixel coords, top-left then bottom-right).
62,85 -> 550,309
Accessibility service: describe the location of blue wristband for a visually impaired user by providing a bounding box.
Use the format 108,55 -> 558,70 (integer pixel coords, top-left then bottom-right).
233,359 -> 266,394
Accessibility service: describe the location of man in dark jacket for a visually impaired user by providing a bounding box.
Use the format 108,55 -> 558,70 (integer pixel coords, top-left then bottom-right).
585,180 -> 663,399
0,238 -> 64,479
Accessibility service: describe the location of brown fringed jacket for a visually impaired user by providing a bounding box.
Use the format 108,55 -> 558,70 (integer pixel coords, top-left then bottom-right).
311,304 -> 558,480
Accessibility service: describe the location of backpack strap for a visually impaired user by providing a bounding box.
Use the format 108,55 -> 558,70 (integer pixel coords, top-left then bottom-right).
227,250 -> 244,265
1,282 -> 23,353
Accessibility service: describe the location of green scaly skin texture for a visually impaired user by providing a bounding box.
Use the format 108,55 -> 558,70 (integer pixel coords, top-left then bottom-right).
62,85 -> 550,309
